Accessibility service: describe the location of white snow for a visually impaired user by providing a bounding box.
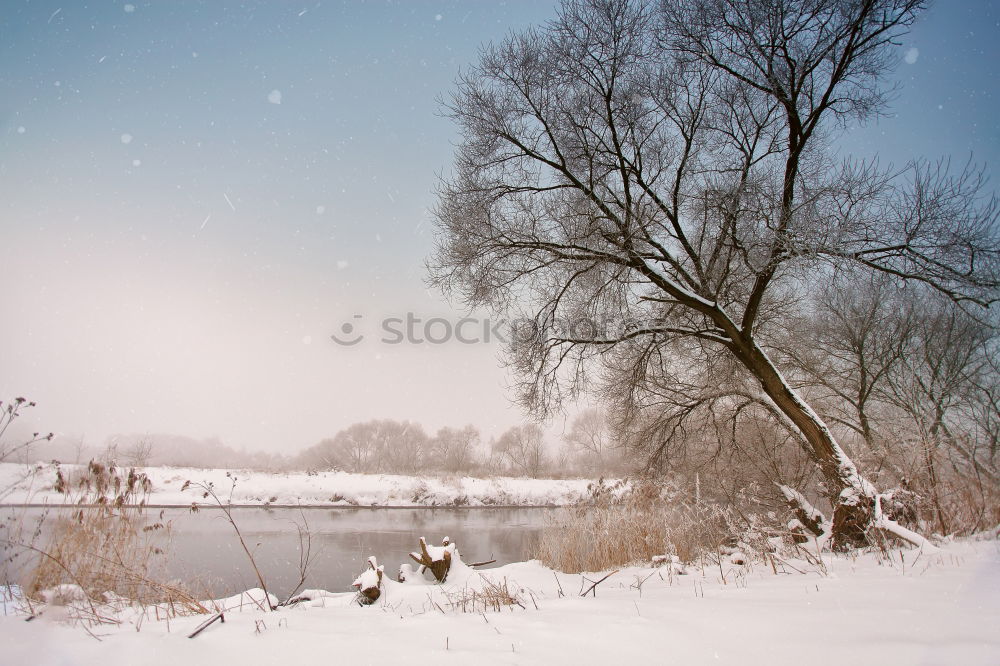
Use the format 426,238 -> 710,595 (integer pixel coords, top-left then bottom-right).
1,539 -> 997,665
422,539 -> 456,563
352,557 -> 384,592
0,462 -> 594,507
268,89 -> 282,105
38,584 -> 87,607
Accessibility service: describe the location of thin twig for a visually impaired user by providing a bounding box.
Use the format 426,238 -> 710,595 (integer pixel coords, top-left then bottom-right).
580,570 -> 619,597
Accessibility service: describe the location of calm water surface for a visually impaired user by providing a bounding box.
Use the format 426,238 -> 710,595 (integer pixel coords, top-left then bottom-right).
7,507 -> 561,599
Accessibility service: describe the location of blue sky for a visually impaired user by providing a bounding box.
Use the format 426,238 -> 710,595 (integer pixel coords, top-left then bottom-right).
1,1 -> 997,453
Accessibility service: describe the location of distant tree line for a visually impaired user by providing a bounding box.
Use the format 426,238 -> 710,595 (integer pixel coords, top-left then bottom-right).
15,411 -> 638,479
292,414 -> 635,477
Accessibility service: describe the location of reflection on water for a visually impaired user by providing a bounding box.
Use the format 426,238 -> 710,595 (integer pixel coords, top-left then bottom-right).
6,507 -> 560,599
167,507 -> 559,597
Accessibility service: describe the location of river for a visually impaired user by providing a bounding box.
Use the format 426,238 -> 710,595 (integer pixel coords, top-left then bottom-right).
4,506 -> 561,599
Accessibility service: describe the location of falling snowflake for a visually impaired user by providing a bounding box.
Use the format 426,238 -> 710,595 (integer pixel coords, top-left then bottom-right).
904,47 -> 919,64
124,4 -> 135,13
268,89 -> 282,105
302,335 -> 313,345
336,260 -> 349,270
16,126 -> 25,134
121,133 -> 133,144
132,159 -> 141,166
435,14 -> 442,21
316,205 -> 326,214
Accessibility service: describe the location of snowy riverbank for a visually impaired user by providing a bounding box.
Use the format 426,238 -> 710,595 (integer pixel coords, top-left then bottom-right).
1,537 -> 998,665
0,462 -> 597,507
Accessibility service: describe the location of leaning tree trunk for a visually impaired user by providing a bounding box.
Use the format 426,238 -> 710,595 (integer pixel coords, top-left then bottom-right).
736,338 -> 879,550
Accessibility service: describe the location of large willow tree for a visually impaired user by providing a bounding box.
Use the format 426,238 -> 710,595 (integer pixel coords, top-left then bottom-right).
429,0 -> 999,548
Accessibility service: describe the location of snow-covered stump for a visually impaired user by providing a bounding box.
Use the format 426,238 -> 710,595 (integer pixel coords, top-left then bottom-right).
409,536 -> 455,583
352,556 -> 384,605
780,484 -> 939,553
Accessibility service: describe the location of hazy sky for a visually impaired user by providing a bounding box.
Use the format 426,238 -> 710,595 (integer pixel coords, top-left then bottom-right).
1,1 -> 998,455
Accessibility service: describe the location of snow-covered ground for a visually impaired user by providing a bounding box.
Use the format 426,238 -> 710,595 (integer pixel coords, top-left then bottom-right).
0,462 -> 595,507
1,538 -> 998,665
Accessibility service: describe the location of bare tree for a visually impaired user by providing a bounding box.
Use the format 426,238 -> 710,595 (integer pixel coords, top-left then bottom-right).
786,273 -> 914,456
563,408 -> 627,474
430,0 -> 998,547
379,421 -> 430,475
295,420 -> 429,474
882,293 -> 998,531
493,424 -> 548,478
430,425 -> 481,473
121,438 -> 154,468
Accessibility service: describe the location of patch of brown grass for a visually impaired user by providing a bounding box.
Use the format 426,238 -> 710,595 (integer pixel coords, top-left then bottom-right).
22,462 -> 207,620
443,575 -> 529,612
533,479 -> 734,572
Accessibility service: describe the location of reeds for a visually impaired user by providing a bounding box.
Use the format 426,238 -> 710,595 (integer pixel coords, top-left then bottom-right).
533,479 -> 734,572
443,575 -> 528,612
16,462 -> 207,623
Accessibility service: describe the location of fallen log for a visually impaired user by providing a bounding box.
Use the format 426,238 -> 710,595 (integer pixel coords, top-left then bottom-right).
188,612 -> 225,639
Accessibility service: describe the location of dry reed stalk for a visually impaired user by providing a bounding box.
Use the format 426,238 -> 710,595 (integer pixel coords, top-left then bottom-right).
13,461 -> 207,625
533,479 -> 734,572
443,575 -> 527,613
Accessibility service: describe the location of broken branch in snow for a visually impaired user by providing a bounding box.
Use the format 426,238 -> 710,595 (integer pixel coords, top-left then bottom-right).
874,496 -> 940,553
579,570 -> 619,597
778,484 -> 829,541
552,572 -> 565,598
187,612 -> 225,639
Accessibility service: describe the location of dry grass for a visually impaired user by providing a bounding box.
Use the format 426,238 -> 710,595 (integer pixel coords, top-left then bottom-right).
533,479 -> 736,573
443,575 -> 529,612
929,466 -> 1000,537
16,462 -> 207,622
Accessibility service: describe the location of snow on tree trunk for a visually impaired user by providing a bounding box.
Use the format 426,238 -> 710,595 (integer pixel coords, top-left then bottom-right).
778,484 -> 830,542
738,338 -> 885,550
